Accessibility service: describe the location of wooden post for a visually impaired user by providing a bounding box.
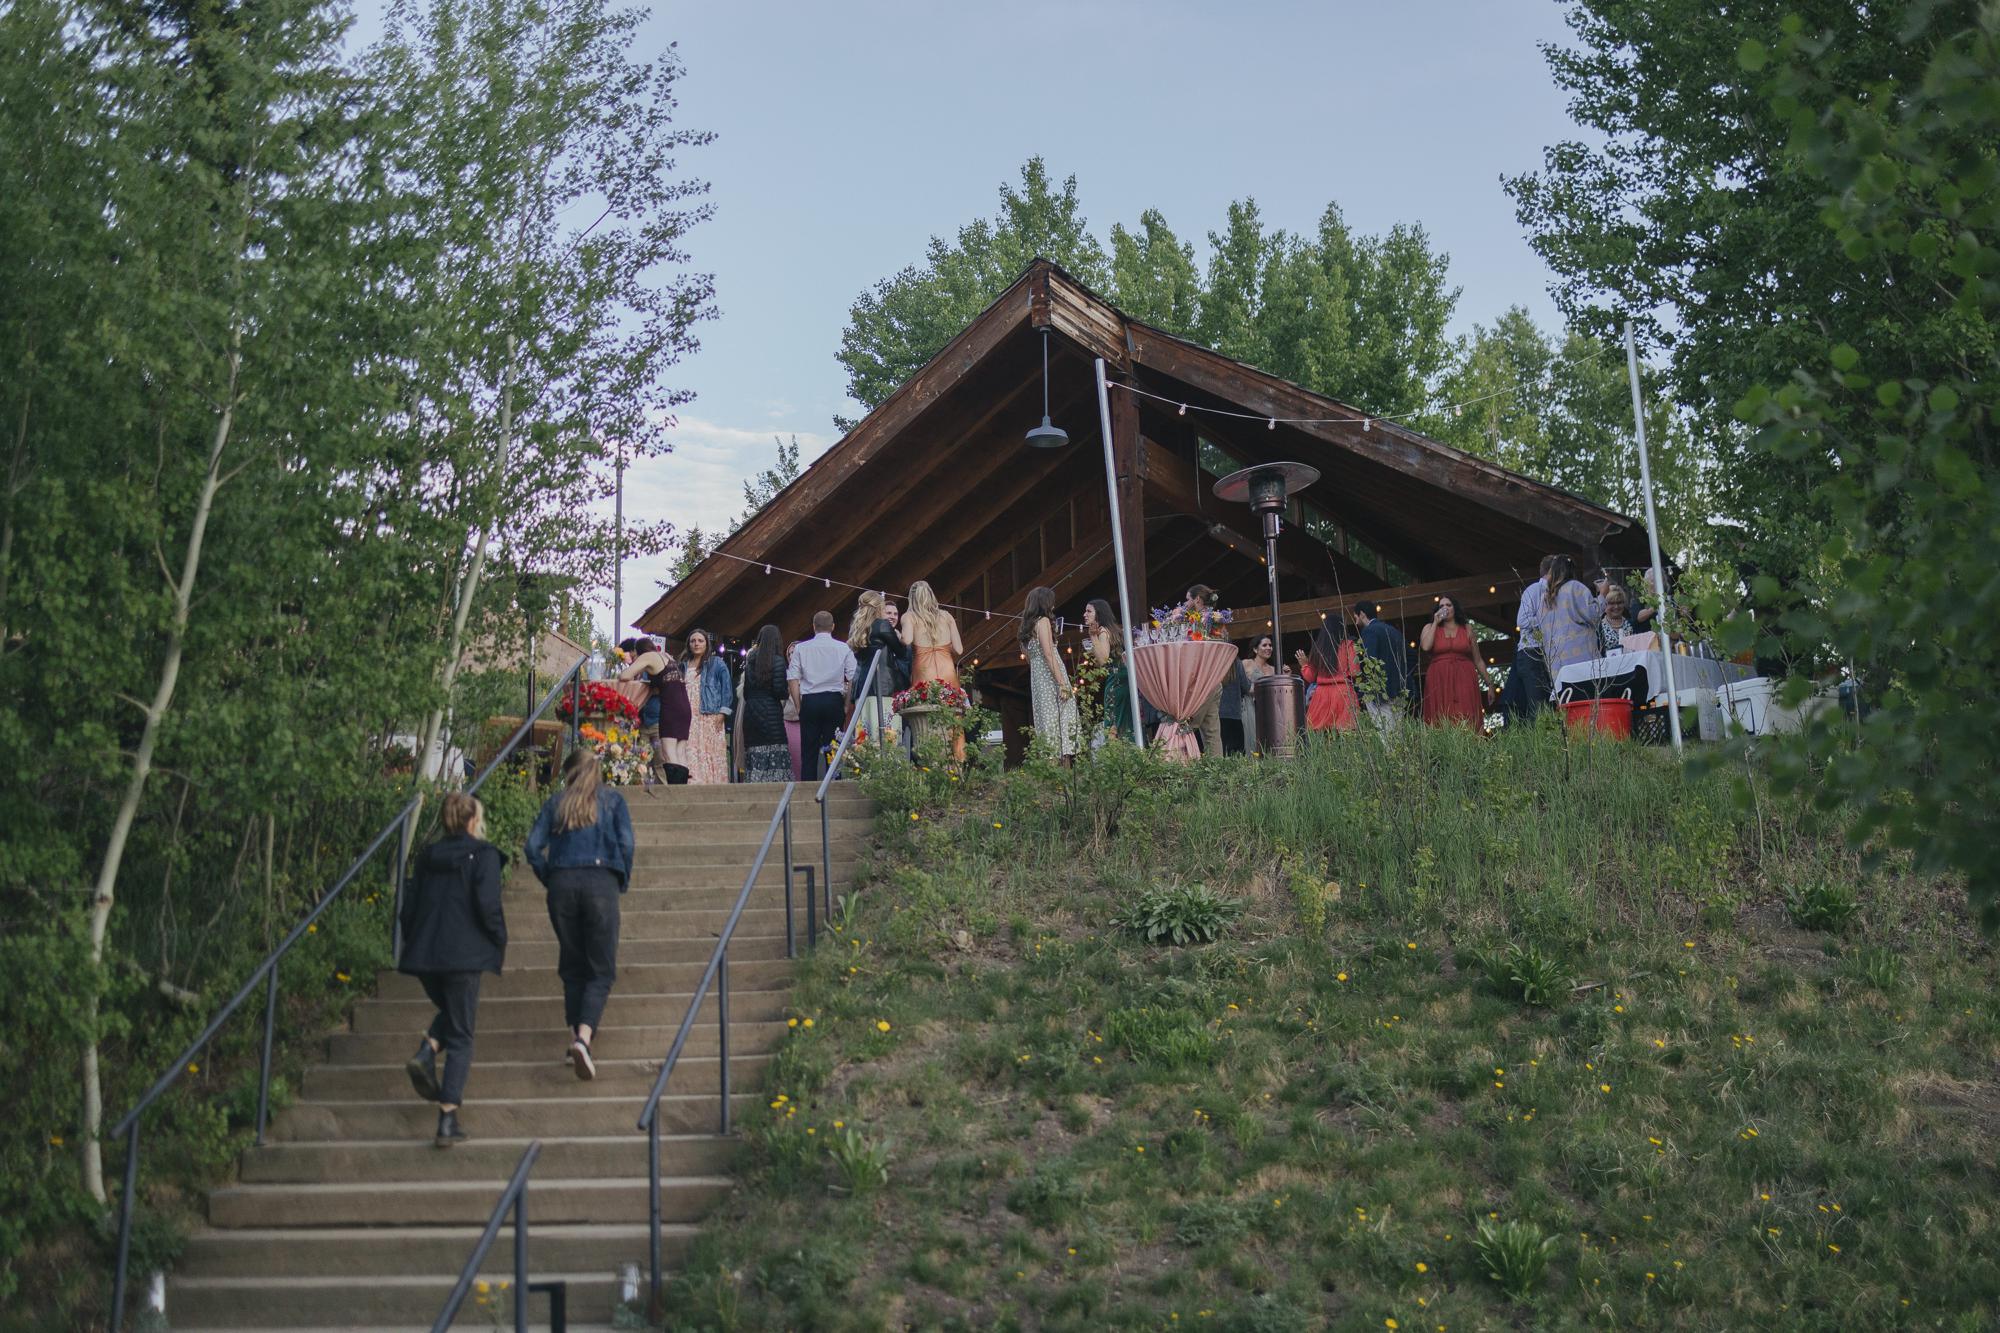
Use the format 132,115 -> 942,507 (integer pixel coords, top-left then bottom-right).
1108,375 -> 1148,616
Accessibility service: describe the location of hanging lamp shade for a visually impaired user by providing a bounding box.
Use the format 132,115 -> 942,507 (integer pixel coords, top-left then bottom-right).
1024,327 -> 1069,448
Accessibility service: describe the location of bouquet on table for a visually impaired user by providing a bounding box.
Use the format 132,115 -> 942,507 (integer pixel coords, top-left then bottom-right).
892,679 -> 971,717
1134,602 -> 1234,646
556,680 -> 641,723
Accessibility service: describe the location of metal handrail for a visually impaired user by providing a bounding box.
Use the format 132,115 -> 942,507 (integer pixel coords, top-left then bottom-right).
812,649 -> 882,918
634,779 -> 798,1316
429,1141 -> 542,1333
106,656 -> 587,1331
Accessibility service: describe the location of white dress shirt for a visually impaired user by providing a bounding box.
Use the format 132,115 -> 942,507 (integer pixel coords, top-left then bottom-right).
787,632 -> 857,696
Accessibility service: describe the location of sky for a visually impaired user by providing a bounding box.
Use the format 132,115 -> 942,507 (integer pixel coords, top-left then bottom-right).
353,1 -> 1592,639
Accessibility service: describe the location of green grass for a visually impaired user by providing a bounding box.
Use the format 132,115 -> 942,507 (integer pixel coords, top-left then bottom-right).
667,722 -> 2000,1331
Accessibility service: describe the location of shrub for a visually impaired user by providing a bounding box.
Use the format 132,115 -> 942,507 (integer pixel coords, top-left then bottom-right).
826,1127 -> 891,1195
1111,882 -> 1243,946
1785,878 -> 1860,932
1474,1219 -> 1557,1299
1474,940 -> 1571,1007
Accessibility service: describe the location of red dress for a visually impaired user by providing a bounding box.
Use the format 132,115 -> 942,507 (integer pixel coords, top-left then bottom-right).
1422,623 -> 1484,728
1301,642 -> 1361,732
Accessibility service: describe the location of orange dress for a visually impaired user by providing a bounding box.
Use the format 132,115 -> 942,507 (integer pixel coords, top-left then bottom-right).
910,641 -> 967,763
1301,642 -> 1361,732
1422,624 -> 1485,729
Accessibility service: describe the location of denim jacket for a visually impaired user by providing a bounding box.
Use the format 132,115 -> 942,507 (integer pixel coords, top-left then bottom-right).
693,654 -> 733,716
524,788 -> 635,889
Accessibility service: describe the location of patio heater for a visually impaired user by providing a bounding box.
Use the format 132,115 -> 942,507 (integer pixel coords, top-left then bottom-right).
1213,461 -> 1320,758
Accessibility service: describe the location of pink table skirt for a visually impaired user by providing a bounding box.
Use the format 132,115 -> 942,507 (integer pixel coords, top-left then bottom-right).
1132,639 -> 1240,762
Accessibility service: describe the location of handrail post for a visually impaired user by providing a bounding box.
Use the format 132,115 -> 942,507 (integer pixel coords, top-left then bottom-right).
820,797 -> 831,930
109,1124 -> 139,1333
512,1187 -> 528,1333
805,855 -> 817,948
781,804 -> 795,958
647,1116 -> 662,1320
717,950 -> 732,1134
568,665 -> 582,752
254,965 -> 278,1146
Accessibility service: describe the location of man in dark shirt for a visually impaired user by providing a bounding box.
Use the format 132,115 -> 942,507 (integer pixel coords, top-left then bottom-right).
1350,601 -> 1406,732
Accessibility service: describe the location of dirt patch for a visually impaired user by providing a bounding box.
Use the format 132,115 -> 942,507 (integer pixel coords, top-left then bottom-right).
1736,901 -> 1835,966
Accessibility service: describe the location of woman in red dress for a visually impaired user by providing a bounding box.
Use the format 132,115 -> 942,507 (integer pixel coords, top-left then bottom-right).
1294,624 -> 1361,732
1420,596 -> 1485,729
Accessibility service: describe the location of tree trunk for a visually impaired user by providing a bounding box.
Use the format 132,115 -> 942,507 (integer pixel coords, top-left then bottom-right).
79,335 -> 241,1204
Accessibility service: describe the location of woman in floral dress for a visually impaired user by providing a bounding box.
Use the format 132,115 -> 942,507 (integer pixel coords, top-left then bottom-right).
681,628 -> 732,784
1020,586 -> 1079,761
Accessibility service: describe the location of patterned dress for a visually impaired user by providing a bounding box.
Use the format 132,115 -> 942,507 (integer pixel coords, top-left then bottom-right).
1026,631 -> 1080,756
685,671 -> 729,784
1541,580 -> 1606,690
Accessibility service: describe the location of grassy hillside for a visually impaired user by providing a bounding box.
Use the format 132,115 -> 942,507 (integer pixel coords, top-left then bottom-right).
666,725 -> 1998,1332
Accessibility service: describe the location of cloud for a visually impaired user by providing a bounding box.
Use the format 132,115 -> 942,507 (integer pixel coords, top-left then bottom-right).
591,415 -> 835,636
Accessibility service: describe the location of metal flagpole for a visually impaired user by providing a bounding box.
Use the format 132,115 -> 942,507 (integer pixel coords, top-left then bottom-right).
1623,320 -> 1682,754
1095,358 -> 1148,748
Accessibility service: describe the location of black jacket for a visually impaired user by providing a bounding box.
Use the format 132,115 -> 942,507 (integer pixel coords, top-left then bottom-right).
398,834 -> 508,975
854,618 -> 910,697
740,650 -> 790,748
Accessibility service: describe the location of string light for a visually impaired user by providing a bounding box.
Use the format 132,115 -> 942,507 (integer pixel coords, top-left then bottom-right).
1267,417 -> 1277,430
1178,403 -> 1187,415
1108,380 -> 1516,431
763,564 -> 771,575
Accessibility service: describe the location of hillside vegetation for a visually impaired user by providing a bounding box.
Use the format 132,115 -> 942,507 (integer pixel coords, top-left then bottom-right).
666,725 -> 1998,1332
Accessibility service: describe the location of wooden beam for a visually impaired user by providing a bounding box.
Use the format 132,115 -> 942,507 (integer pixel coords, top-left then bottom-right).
1221,570 -> 1530,639
1140,439 -> 1357,593
959,526 -> 1121,666
1045,269 -> 1131,368
635,265 -> 1041,634
1125,324 -> 1635,547
1109,369 -> 1147,621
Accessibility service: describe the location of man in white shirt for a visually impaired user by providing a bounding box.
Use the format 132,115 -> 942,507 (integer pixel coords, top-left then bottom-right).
789,610 -> 857,780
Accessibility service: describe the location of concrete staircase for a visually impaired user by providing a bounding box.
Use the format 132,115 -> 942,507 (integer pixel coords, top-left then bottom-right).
166,783 -> 873,1330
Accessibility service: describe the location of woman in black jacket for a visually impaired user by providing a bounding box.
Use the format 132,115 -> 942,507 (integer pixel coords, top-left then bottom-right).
736,623 -> 792,782
399,792 -> 508,1148
524,748 -> 634,1079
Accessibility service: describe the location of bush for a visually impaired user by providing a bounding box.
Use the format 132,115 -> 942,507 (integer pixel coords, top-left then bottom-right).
826,1127 -> 891,1195
1474,940 -> 1571,1007
1785,878 -> 1860,933
1111,883 -> 1243,946
1474,1219 -> 1557,1299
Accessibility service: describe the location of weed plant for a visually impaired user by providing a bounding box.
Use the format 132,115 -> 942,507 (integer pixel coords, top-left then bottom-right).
671,723 -> 1998,1331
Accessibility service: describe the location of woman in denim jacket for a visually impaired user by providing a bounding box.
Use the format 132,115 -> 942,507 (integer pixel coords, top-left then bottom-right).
681,628 -> 734,784
525,749 -> 634,1078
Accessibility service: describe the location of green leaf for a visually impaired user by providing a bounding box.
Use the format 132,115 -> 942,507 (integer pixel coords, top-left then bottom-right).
1829,343 -> 1860,371
1927,385 -> 1960,413
1737,38 -> 1769,72
1875,381 -> 1904,407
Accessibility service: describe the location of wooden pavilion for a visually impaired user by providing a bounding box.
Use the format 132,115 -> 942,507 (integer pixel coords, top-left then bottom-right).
636,260 -> 1651,743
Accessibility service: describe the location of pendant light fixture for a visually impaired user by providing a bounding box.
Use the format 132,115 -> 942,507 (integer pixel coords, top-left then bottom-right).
1024,327 -> 1069,448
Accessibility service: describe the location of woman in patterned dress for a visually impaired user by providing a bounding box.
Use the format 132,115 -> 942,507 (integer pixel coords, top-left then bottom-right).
1020,586 -> 1079,762
681,628 -> 733,784
1540,555 -> 1605,688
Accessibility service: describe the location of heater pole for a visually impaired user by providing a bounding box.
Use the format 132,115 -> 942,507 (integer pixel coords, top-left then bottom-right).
1624,320 -> 1682,754
1095,358 -> 1147,748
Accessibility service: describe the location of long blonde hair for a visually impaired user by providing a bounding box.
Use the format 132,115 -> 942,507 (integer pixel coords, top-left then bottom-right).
848,590 -> 885,648
906,580 -> 948,643
555,748 -> 603,833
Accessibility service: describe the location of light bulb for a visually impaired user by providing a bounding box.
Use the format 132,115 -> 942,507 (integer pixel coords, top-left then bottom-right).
1178,403 -> 1187,416
763,564 -> 771,575
1267,418 -> 1277,430
1363,419 -> 1371,432
823,578 -> 831,588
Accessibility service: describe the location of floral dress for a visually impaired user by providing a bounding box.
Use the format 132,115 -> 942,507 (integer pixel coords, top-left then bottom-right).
686,671 -> 729,784
1026,630 -> 1080,757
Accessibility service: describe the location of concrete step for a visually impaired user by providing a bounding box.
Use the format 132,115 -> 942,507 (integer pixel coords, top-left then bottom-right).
179,1220 -> 689,1279
626,841 -> 864,870
270,1093 -> 755,1142
621,812 -> 874,833
208,1175 -> 730,1229
238,1134 -> 734,1184
496,889 -> 842,922
350,987 -> 789,1034
326,1020 -> 788,1067
167,1271 -> 625,1327
303,1053 -> 770,1101
500,933 -> 791,968
374,959 -> 791,1002
503,860 -> 859,891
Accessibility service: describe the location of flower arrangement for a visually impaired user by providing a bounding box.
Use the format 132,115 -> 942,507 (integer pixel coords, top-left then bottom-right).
556,680 -> 641,722
892,679 -> 971,717
1133,602 -> 1235,646
582,720 -> 650,785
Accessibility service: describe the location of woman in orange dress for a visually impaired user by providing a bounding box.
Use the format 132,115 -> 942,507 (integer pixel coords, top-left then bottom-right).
899,580 -> 966,762
1294,624 -> 1361,732
1420,596 -> 1485,729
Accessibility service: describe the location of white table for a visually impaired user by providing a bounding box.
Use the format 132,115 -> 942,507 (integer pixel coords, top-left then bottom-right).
1552,649 -> 1749,704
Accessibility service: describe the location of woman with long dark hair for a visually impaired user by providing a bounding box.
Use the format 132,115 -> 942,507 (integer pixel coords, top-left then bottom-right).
1020,586 -> 1079,761
524,749 -> 633,1079
737,624 -> 792,782
1295,621 -> 1361,732
1420,594 -> 1485,729
1083,597 -> 1134,746
681,628 -> 733,784
1541,554 -> 1605,683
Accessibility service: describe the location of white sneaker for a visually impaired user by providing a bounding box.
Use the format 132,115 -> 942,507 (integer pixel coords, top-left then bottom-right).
569,1039 -> 596,1081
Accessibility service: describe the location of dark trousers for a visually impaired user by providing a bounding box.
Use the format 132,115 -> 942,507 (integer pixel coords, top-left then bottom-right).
798,691 -> 845,782
546,875 -> 620,1032
1221,717 -> 1246,756
1501,647 -> 1551,723
417,972 -> 482,1106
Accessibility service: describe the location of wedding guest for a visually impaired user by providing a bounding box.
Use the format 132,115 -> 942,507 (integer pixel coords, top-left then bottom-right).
1243,634 -> 1277,685
736,624 -> 792,782
1181,584 -> 1228,757
524,749 -> 632,1081
1021,586 -> 1079,763
1541,555 -> 1605,684
399,793 -> 506,1148
681,629 -> 732,784
879,598 -> 913,692
1599,584 -> 1638,654
1499,556 -> 1556,723
790,610 -> 856,781
1219,652 -> 1254,755
784,631 -> 805,778
900,580 -> 965,762
1420,595 -> 1485,729
1295,622 -> 1361,732
1350,601 -> 1407,732
1083,598 -> 1134,746
616,637 -> 674,789
849,591 -> 903,747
